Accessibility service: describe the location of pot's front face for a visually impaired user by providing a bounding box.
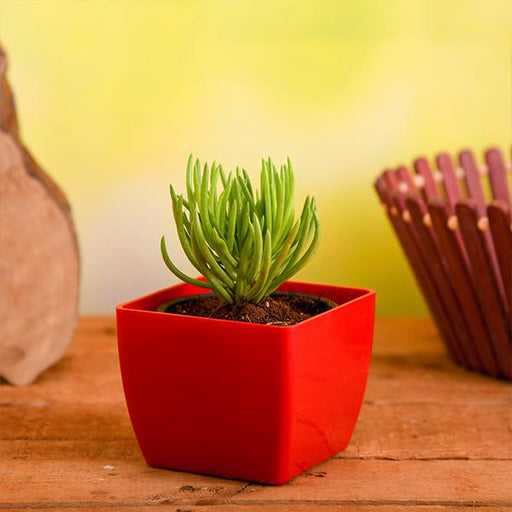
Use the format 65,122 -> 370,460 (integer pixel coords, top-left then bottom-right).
116,280 -> 375,484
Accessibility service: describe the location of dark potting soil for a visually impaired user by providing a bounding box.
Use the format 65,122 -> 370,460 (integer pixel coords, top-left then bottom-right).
161,294 -> 335,326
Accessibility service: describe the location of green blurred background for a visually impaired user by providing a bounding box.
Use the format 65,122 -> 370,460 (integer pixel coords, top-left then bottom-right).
1,0 -> 510,315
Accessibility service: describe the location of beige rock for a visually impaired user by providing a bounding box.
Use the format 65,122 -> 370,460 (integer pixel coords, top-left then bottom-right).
0,44 -> 79,385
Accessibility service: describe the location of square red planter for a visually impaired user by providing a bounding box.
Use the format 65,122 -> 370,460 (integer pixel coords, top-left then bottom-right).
116,280 -> 375,484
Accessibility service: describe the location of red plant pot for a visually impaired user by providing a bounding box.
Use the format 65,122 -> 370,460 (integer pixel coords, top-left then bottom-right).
116,280 -> 375,484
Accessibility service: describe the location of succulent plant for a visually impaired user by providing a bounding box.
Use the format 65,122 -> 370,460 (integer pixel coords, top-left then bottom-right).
161,155 -> 320,305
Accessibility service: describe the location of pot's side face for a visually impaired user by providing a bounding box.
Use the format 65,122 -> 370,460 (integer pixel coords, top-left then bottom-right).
116,305 -> 292,484
288,290 -> 376,477
117,280 -> 375,484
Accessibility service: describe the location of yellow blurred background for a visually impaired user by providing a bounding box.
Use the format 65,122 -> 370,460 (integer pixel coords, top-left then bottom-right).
1,0 -> 510,315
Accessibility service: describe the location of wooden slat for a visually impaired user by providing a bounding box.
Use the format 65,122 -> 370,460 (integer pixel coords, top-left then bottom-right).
406,196 -> 478,370
457,150 -> 506,301
488,201 -> 512,313
436,153 -> 462,209
395,164 -> 417,194
485,147 -> 511,206
428,199 -> 500,376
434,152 -> 473,268
456,201 -> 512,379
413,157 -> 439,200
459,149 -> 487,215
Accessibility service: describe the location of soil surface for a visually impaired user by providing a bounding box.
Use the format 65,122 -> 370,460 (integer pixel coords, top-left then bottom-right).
160,293 -> 335,326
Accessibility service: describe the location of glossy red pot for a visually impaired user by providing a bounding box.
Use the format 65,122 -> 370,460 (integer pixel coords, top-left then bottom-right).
116,280 -> 375,484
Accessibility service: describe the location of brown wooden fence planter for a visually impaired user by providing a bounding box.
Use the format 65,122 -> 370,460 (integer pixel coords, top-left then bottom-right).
375,147 -> 511,381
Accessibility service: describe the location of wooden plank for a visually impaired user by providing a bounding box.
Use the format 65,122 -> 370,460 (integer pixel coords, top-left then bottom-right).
0,324 -> 121,407
343,403 -> 512,460
368,319 -> 511,404
0,460 -> 510,506
1,507 -> 511,512
1,402 -> 510,460
1,318 -> 510,439
373,317 -> 447,355
0,459 -> 242,505
0,403 -> 133,439
0,439 -> 141,460
365,359 -> 512,405
234,460 -> 512,505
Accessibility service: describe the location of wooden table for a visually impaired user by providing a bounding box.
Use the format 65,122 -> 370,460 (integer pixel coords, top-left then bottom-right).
1,317 -> 511,510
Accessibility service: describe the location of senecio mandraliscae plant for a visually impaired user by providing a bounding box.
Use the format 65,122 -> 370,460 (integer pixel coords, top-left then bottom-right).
160,155 -> 320,305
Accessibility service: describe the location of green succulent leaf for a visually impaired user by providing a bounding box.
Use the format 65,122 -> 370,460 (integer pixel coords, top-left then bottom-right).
161,154 -> 320,305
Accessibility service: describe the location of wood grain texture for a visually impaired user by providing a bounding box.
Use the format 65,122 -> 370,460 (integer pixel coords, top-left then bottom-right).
1,459 -> 511,506
0,45 -> 79,386
2,509 -> 511,512
0,317 -> 511,510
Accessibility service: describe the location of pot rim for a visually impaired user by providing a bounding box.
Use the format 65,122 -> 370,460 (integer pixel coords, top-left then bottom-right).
117,280 -> 375,330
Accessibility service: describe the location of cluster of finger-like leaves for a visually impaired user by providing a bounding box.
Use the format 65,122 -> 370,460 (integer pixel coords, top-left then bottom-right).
161,155 -> 320,305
